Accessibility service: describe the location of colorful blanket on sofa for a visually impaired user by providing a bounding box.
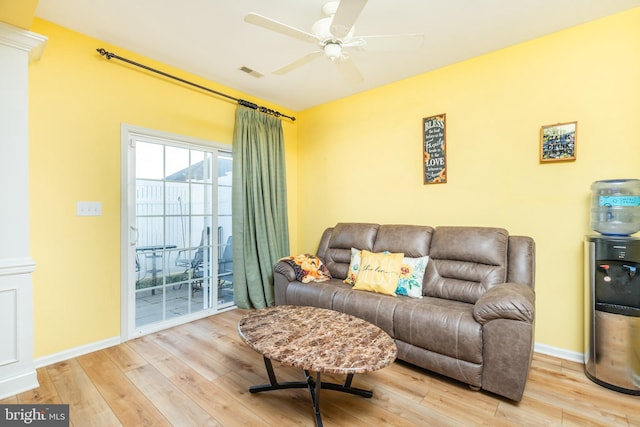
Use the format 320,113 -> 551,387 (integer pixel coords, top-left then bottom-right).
278,254 -> 332,283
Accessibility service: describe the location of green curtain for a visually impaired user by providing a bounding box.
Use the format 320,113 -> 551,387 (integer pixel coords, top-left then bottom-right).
232,106 -> 290,309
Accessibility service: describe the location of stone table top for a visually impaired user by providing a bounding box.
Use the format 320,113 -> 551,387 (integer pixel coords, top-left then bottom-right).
238,305 -> 397,375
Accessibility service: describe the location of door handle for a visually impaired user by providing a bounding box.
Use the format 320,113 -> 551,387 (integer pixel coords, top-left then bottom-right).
130,226 -> 138,246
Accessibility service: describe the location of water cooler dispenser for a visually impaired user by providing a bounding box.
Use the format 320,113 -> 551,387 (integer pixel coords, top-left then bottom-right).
584,179 -> 640,395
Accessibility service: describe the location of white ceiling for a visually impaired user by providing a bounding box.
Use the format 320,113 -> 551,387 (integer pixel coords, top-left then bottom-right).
35,0 -> 640,111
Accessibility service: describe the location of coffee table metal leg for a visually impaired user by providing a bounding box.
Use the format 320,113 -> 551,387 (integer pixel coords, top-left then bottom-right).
345,373 -> 353,388
315,372 -> 322,426
249,357 -> 373,426
304,370 -> 323,427
319,373 -> 373,398
249,357 -> 309,393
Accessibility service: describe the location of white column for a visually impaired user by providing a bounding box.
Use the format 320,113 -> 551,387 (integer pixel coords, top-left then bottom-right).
0,21 -> 47,399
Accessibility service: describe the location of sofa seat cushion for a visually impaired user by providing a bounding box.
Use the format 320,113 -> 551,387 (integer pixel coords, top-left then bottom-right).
332,288 -> 400,338
284,279 -> 352,310
394,297 -> 483,364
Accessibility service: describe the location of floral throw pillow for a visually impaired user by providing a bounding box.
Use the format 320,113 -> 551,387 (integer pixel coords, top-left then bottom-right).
343,248 -> 362,286
396,256 -> 429,298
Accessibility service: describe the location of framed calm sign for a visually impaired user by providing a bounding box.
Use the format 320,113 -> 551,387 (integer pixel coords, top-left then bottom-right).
423,114 -> 446,184
540,121 -> 577,162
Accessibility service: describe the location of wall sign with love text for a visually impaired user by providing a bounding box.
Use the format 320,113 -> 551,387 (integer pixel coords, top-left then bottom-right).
423,114 -> 446,184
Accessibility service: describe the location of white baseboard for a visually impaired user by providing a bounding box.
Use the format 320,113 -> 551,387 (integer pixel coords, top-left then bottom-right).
534,342 -> 583,363
34,336 -> 121,369
0,370 -> 38,400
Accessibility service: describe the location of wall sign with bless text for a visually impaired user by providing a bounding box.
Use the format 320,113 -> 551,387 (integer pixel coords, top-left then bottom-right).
423,114 -> 446,184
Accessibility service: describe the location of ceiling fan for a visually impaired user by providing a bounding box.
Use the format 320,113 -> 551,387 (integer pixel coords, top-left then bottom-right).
244,0 -> 424,84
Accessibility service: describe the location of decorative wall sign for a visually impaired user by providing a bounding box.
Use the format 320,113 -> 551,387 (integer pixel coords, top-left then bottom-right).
540,121 -> 577,162
423,114 -> 447,184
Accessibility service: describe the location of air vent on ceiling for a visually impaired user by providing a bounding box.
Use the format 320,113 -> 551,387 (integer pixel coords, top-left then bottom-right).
239,66 -> 263,78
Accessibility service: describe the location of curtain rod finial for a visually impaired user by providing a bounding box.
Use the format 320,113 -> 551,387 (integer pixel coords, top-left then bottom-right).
96,48 -> 114,60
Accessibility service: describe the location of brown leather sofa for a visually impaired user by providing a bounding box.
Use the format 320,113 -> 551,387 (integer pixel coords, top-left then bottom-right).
273,223 -> 536,401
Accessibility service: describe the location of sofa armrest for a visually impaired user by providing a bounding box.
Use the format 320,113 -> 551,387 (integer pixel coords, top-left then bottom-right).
473,283 -> 535,324
482,319 -> 534,401
476,283 -> 535,401
273,261 -> 296,305
274,260 -> 296,281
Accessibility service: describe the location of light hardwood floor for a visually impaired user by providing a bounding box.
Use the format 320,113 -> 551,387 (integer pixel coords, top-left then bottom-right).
2,309 -> 638,426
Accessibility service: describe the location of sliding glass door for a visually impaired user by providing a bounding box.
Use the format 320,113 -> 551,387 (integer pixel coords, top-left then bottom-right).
122,125 -> 234,338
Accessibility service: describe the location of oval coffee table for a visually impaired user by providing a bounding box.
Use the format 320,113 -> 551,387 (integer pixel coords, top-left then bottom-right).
238,305 -> 397,427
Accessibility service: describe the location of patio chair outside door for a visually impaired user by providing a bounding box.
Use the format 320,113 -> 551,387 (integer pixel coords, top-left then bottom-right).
176,226 -> 211,294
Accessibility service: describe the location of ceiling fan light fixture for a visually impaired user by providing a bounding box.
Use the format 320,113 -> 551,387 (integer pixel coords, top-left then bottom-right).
324,42 -> 342,59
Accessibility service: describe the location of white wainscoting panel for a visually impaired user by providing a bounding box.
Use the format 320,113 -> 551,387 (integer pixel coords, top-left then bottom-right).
0,288 -> 18,365
0,259 -> 37,399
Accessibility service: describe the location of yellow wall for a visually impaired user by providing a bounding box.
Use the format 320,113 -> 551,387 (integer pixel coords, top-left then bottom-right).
0,0 -> 38,29
296,8 -> 640,352
27,8 -> 640,359
28,19 -> 297,358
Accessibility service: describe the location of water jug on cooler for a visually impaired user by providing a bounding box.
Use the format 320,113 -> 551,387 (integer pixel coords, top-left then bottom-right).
590,179 -> 640,236
584,179 -> 640,395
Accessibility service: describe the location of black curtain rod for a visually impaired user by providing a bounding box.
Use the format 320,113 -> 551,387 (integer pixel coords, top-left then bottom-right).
96,48 -> 295,122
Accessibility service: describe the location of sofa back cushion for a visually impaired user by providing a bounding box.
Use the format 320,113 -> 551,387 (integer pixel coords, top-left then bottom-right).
372,224 -> 434,257
424,226 -> 509,303
321,223 -> 379,279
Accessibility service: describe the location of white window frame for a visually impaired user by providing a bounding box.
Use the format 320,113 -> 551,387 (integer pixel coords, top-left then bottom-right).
120,123 -> 234,341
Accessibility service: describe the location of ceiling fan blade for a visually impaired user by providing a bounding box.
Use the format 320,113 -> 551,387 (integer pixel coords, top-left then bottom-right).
330,0 -> 368,38
356,33 -> 424,51
244,13 -> 319,45
273,51 -> 324,75
335,56 -> 364,85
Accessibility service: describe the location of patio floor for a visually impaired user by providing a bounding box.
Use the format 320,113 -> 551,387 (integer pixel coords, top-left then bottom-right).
136,279 -> 235,327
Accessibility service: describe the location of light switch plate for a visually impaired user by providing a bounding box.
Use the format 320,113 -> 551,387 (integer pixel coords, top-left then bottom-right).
77,201 -> 102,216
